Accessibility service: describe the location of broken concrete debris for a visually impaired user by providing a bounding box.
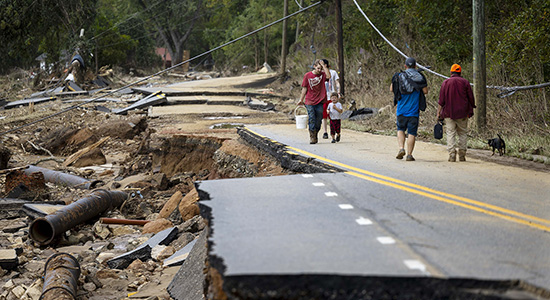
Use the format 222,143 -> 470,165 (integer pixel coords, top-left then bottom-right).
41,252 -> 80,300
107,226 -> 178,269
0,71 -> 299,299
0,198 -> 63,219
20,202 -> 66,219
0,249 -> 18,270
29,189 -> 127,245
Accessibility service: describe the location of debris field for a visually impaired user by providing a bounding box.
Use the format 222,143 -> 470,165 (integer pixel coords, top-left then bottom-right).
0,70 -> 293,300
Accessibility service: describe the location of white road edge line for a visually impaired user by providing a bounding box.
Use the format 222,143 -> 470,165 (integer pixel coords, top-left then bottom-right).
325,192 -> 338,197
339,204 -> 354,210
302,174 -> 314,178
404,260 -> 427,272
313,182 -> 325,186
377,237 -> 396,244
356,217 -> 373,225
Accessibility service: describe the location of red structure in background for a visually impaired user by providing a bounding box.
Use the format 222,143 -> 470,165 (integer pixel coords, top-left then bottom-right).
155,48 -> 172,68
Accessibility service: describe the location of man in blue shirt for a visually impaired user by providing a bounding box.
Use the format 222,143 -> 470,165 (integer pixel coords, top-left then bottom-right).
390,57 -> 428,161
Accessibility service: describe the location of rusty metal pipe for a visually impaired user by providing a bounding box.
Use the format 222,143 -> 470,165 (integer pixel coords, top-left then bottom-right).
29,189 -> 127,245
100,217 -> 150,226
40,252 -> 80,300
25,165 -> 103,190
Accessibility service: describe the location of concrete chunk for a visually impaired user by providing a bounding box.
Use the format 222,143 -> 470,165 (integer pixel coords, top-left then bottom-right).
107,226 -> 178,269
21,203 -> 66,219
0,249 -> 18,270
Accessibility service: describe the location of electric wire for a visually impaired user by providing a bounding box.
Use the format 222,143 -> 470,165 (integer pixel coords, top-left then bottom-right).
0,1 -> 323,136
94,3 -> 225,51
352,0 -> 550,97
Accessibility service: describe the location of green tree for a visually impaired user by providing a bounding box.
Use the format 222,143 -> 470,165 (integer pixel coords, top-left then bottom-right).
487,0 -> 550,82
212,0 -> 295,70
92,0 -> 157,70
134,0 -> 206,66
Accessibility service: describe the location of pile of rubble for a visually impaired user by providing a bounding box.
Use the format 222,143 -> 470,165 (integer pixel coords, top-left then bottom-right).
0,70 -> 289,299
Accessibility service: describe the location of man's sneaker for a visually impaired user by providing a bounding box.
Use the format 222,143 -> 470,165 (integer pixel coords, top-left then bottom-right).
322,132 -> 329,139
396,149 -> 406,159
331,139 -> 336,143
406,155 -> 415,161
336,134 -> 340,142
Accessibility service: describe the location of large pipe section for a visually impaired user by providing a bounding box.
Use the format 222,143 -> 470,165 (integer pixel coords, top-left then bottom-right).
29,189 -> 127,245
40,253 -> 80,300
25,165 -> 103,190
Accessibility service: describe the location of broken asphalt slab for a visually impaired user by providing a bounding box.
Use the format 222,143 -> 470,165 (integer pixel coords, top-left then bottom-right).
107,226 -> 178,269
167,229 -> 207,300
163,238 -> 197,267
113,91 -> 167,115
3,97 -> 56,109
20,203 -> 66,219
0,198 -> 65,219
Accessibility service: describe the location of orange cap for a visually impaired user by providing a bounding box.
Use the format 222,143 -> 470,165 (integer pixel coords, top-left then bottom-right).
450,64 -> 461,73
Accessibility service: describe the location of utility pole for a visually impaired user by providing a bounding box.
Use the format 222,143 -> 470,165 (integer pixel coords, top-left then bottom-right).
280,0 -> 289,76
335,0 -> 345,95
473,0 -> 486,131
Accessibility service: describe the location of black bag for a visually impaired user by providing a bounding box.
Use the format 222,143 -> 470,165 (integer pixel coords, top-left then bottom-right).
391,72 -> 401,106
434,121 -> 443,139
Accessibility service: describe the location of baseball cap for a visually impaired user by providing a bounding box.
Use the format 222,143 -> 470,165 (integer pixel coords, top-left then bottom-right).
405,57 -> 416,67
450,64 -> 461,73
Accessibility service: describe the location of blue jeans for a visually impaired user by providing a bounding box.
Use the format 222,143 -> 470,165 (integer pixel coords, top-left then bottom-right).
306,103 -> 324,132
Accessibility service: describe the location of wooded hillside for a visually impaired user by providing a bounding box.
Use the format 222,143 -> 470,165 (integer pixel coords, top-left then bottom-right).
1,0 -> 549,158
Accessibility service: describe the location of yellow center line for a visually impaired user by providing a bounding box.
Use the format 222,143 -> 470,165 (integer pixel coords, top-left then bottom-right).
242,127 -> 550,231
284,145 -> 550,232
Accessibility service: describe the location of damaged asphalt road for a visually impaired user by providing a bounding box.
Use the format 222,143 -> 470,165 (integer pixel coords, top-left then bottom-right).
1,71 -> 550,300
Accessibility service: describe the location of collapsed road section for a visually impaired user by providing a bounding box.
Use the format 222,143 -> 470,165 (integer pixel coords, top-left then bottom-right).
167,172 -> 550,300
164,128 -> 550,300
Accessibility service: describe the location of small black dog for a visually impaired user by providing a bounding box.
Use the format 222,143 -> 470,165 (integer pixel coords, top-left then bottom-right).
488,134 -> 506,156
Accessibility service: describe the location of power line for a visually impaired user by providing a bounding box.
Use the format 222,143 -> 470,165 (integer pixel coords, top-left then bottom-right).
352,0 -> 550,98
0,1 -> 324,136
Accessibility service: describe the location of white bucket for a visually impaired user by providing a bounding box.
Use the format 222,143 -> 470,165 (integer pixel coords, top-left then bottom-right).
294,106 -> 308,129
